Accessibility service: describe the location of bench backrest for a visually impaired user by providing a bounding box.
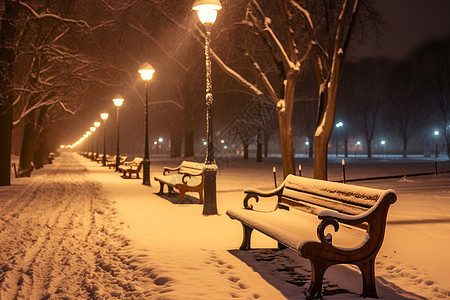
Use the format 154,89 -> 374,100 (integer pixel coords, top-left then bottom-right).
179,161 -> 204,174
131,157 -> 143,164
280,175 -> 386,216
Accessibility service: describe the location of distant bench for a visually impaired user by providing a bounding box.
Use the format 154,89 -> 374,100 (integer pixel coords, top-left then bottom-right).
107,155 -> 128,169
154,161 -> 204,204
227,175 -> 396,298
118,157 -> 143,178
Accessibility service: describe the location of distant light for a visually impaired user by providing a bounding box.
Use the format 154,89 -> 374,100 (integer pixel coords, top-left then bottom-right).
220,139 -> 225,144
158,137 -> 163,143
139,63 -> 156,81
224,145 -> 228,149
90,127 -> 96,132
203,141 -> 207,146
434,130 -> 439,136
154,141 -> 157,145
113,97 -> 124,107
335,121 -> 343,128
192,0 -> 222,25
305,141 -> 310,146
86,131 -> 91,136
381,140 -> 386,145
60,145 -> 65,148
356,141 -> 361,146
94,121 -> 101,128
100,113 -> 109,120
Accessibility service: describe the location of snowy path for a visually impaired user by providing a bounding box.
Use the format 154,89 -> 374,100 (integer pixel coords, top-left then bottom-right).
0,154 -> 158,299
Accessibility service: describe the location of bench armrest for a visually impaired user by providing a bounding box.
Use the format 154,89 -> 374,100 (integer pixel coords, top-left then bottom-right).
242,185 -> 284,210
181,171 -> 203,184
163,166 -> 180,175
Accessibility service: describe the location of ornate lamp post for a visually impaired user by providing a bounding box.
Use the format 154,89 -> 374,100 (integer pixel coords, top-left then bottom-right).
434,130 -> 440,158
100,113 -> 109,166
113,97 -> 124,171
193,0 -> 222,215
89,126 -> 96,160
94,121 -> 101,160
138,63 -> 155,186
335,121 -> 343,157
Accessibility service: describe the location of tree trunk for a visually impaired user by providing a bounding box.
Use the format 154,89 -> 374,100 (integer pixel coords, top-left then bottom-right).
402,135 -> 408,158
34,131 -> 48,169
184,130 -> 194,158
243,139 -> 249,160
170,132 -> 181,158
256,133 -> 262,162
0,0 -> 19,186
19,118 -> 38,172
366,138 -> 372,158
278,112 -> 295,178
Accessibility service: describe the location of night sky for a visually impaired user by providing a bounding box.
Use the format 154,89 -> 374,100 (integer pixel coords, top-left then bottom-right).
351,0 -> 450,59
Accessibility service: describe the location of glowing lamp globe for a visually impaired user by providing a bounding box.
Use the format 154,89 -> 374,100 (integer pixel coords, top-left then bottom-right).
90,127 -> 96,132
139,63 -> 156,81
94,121 -> 101,128
100,113 -> 109,120
113,98 -> 124,107
192,0 -> 222,25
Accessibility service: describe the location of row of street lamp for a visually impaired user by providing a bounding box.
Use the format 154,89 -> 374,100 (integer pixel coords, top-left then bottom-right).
65,0 -> 222,215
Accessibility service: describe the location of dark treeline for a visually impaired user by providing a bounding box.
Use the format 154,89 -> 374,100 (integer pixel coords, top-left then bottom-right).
1,1 -> 449,186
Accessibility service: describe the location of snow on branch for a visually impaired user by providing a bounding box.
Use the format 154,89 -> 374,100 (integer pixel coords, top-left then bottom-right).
289,0 -> 329,73
19,1 -> 91,28
247,1 -> 294,71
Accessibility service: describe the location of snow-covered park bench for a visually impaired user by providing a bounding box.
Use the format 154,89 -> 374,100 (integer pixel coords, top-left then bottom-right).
118,157 -> 143,178
154,161 -> 204,204
227,175 -> 397,298
106,155 -> 128,169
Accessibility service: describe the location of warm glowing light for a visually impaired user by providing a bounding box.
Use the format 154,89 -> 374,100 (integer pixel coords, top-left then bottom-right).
90,127 -> 96,132
139,63 -> 156,81
94,121 -> 101,128
154,141 -> 157,145
86,131 -> 92,136
193,0 -> 222,25
113,98 -> 124,107
220,139 -> 225,144
100,113 -> 109,120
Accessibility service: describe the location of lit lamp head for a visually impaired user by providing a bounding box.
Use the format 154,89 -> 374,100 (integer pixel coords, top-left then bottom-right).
138,63 -> 156,81
86,131 -> 91,136
113,97 -> 124,107
192,0 -> 222,25
94,121 -> 101,128
100,113 -> 109,121
90,126 -> 96,132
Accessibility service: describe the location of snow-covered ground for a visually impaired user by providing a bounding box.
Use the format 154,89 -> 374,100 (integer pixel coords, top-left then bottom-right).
1,152 -> 449,299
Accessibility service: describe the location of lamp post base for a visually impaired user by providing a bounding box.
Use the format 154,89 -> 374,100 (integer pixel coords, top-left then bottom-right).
202,164 -> 218,215
143,159 -> 151,186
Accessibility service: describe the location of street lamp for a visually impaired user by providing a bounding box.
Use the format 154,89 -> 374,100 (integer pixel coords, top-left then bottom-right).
90,126 -> 96,160
434,130 -> 439,158
113,97 -> 124,171
139,63 -> 156,186
100,113 -> 109,166
193,0 -> 222,215
94,121 -> 101,160
335,121 -> 343,157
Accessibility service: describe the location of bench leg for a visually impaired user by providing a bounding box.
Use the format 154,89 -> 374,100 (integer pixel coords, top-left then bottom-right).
358,257 -> 377,298
306,259 -> 330,299
198,190 -> 204,204
157,182 -> 165,194
239,224 -> 253,250
178,189 -> 186,204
